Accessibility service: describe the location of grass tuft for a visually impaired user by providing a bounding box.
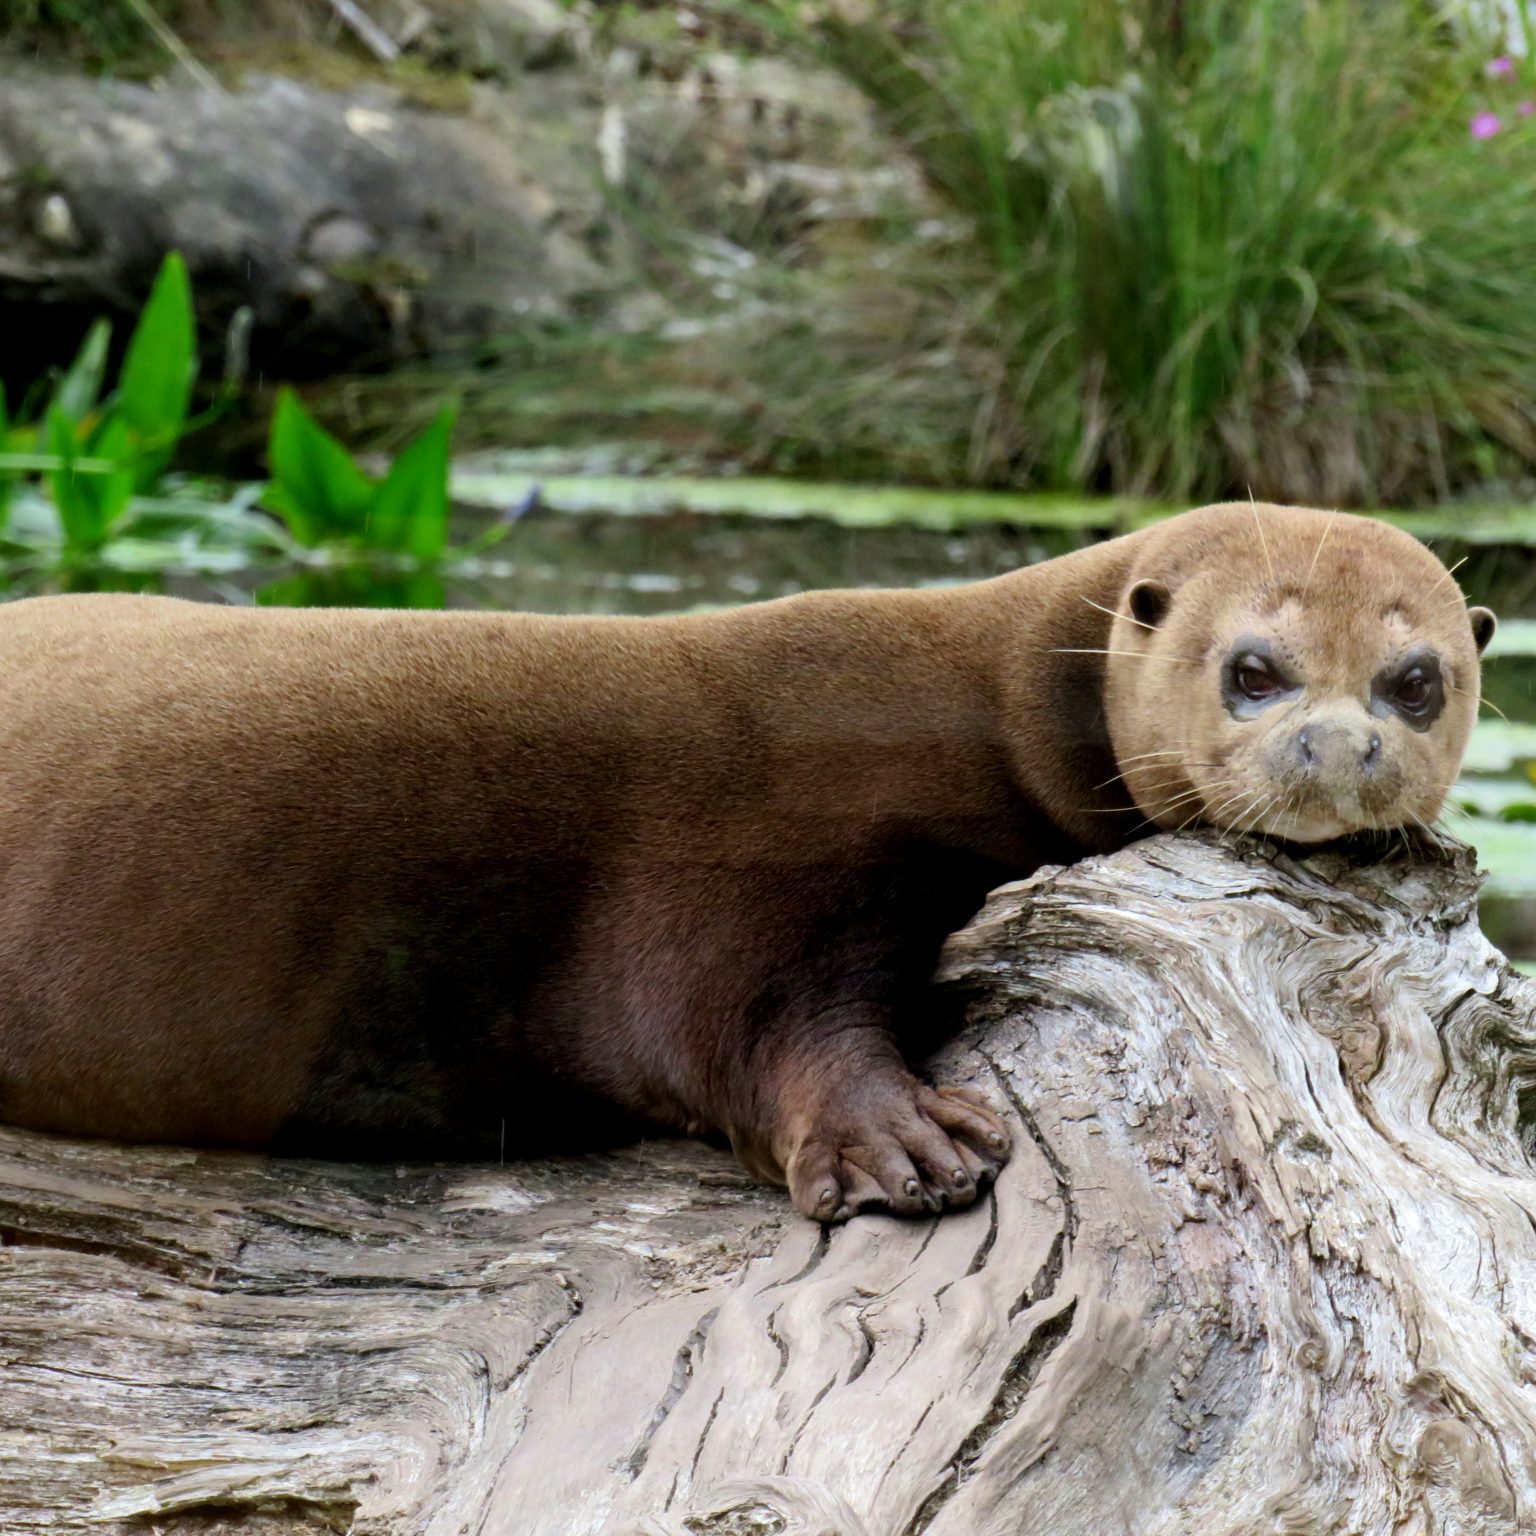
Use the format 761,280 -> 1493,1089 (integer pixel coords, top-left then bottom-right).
723,0 -> 1536,503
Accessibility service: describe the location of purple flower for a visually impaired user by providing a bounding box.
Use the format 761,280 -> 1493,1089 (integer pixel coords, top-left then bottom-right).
1489,56 -> 1516,79
1520,100 -> 1536,118
1471,110 -> 1502,140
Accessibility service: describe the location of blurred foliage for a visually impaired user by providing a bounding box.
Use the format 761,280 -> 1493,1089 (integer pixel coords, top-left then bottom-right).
15,0 -> 1536,508
267,389 -> 455,561
0,0 -> 235,63
704,0 -> 1536,503
367,0 -> 1536,505
2,252 -> 198,558
0,0 -> 379,72
0,0 -> 145,57
0,252 -> 471,604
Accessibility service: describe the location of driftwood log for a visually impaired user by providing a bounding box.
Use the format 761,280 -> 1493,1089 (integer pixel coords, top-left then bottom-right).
3,831 -> 1536,1536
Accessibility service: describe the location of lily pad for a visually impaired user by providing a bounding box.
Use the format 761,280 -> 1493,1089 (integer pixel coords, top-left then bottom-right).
1378,505 -> 1536,546
1447,774 -> 1536,817
450,470 -> 1158,531
1460,719 -> 1536,775
1486,618 -> 1536,658
1445,810 -> 1536,896
448,467 -> 1536,544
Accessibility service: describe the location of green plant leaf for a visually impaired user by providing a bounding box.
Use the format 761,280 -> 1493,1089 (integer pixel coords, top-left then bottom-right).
80,413 -> 135,542
264,388 -> 374,547
368,406 -> 455,560
1445,810 -> 1536,897
118,252 -> 198,489
255,572 -> 324,607
1465,719 -> 1536,774
45,405 -> 87,543
51,319 -> 112,426
257,567 -> 446,608
46,406 -> 134,555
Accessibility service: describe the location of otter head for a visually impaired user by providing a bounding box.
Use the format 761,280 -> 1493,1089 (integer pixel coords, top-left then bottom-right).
1103,504 -> 1495,843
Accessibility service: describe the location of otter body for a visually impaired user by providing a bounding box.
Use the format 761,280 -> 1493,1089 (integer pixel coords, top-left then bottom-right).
0,505 -> 1493,1219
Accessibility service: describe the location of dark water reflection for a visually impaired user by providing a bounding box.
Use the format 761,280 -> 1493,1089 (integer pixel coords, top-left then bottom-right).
138,509 -> 1093,614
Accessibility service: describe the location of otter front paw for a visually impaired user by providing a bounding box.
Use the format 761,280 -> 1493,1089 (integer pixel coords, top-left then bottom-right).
785,1082 -> 1011,1223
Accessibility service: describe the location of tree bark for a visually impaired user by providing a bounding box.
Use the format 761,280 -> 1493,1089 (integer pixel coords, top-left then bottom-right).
3,830 -> 1535,1536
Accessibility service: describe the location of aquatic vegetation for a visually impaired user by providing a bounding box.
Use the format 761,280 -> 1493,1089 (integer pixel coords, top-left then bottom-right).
264,390 -> 455,562
0,251 -> 198,559
0,251 -> 472,599
723,0 -> 1536,504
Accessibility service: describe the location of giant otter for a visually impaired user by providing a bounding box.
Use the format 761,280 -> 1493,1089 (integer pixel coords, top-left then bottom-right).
0,503 -> 1494,1219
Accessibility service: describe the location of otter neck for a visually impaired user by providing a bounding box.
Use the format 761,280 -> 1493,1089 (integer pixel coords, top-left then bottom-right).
962,536 -> 1152,852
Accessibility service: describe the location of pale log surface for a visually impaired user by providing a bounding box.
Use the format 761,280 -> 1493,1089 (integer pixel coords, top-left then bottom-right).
3,831 -> 1536,1535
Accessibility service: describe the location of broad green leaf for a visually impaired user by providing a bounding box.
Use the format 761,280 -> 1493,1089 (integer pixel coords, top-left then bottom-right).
1487,618 -> 1536,659
1445,810 -> 1536,897
47,407 -> 135,556
393,570 -> 447,609
368,407 -> 455,559
1463,719 -> 1536,774
118,252 -> 197,489
47,406 -> 104,553
84,411 -> 136,527
51,319 -> 112,426
257,567 -> 445,609
55,565 -> 161,596
256,572 -> 324,607
264,389 -> 374,546
46,405 -> 86,540
1449,774 -> 1536,817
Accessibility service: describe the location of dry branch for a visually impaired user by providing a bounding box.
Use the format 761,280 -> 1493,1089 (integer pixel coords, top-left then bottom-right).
2,831 -> 1535,1534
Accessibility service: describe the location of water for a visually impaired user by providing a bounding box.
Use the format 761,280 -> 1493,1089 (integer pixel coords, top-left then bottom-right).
120,505 -> 1091,613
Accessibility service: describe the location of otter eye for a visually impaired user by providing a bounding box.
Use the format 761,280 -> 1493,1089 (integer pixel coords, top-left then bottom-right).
1235,656 -> 1283,701
1395,666 -> 1431,714
1372,652 -> 1444,730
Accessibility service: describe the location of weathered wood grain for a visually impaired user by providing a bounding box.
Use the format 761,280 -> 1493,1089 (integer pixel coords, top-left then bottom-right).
2,831 -> 1533,1534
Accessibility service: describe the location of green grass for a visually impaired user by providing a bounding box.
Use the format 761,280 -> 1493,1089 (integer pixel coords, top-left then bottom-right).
0,0 -> 144,57
0,0 -> 349,69
729,0 -> 1536,504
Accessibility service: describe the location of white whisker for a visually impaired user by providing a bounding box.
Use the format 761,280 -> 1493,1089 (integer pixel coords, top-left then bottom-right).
1250,500 -> 1276,584
1050,648 -> 1202,663
1302,512 -> 1337,594
1081,595 -> 1155,632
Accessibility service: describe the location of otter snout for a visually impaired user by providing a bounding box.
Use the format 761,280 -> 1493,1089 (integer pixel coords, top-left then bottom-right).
1263,707 -> 1404,835
1294,720 -> 1382,780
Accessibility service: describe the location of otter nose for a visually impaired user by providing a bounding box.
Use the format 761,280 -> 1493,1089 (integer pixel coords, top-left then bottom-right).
1296,722 -> 1382,777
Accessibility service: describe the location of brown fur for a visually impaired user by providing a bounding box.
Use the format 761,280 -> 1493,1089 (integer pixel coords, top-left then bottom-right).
0,503 -> 1492,1220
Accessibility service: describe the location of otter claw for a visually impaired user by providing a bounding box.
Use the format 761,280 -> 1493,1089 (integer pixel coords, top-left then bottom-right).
785,1077 -> 1012,1222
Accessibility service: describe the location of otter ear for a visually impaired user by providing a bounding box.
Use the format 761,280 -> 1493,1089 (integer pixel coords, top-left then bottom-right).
1469,606 -> 1497,655
1127,579 -> 1171,629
